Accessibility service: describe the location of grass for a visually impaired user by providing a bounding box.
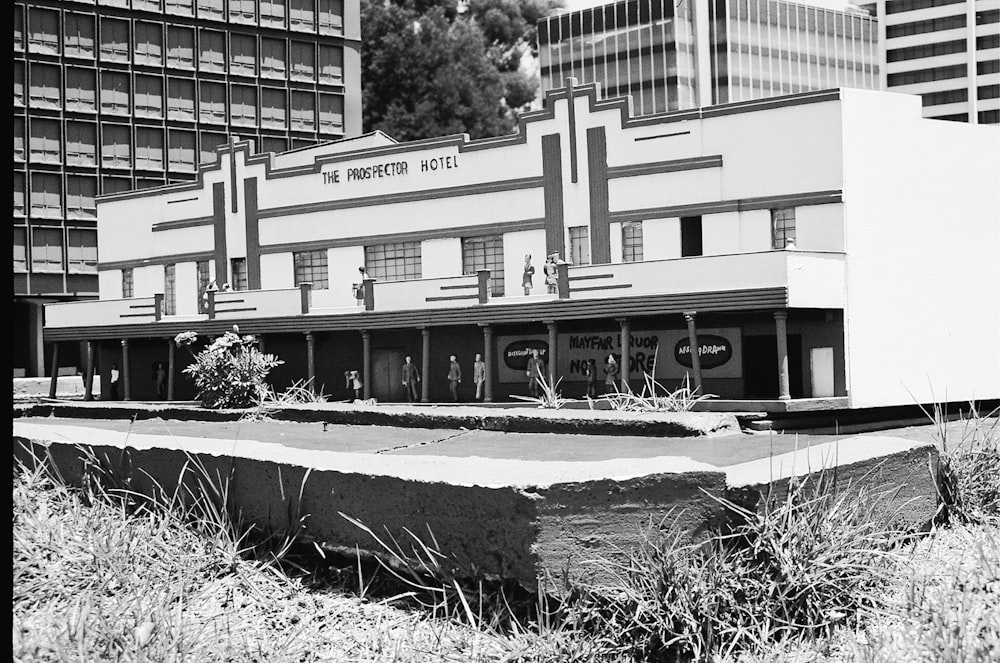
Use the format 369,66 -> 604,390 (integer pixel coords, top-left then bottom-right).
13,404 -> 1000,662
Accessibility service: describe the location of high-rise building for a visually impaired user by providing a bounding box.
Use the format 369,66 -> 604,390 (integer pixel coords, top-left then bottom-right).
862,0 -> 999,124
537,0 -> 880,115
13,0 -> 363,378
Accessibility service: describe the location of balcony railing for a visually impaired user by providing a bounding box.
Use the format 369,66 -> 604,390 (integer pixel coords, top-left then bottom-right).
44,251 -> 845,328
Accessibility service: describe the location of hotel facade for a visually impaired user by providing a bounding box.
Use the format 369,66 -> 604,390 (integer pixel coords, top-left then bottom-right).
14,0 -> 363,378
537,0 -> 881,115
43,83 -> 1000,410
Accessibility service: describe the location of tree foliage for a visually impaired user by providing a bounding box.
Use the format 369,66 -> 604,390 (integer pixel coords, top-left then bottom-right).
360,0 -> 564,141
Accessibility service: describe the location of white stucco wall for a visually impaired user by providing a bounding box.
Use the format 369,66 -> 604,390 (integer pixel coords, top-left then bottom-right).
174,262 -> 200,316
421,237 -> 462,279
702,212 -> 741,255
796,203 -> 844,252
259,253 -> 294,290
99,271 -> 122,300
840,88 -> 1000,407
738,209 -> 772,252
133,265 -> 163,299
642,218 -> 681,260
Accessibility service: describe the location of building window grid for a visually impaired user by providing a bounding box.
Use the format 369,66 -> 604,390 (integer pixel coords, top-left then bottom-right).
65,13 -> 96,58
15,119 -> 25,162
290,41 -> 316,81
771,208 -> 796,249
28,8 -> 60,54
122,268 -> 135,298
30,174 -> 62,218
364,242 -> 422,282
167,26 -> 195,68
100,18 -> 130,62
294,250 -> 329,289
15,5 -> 24,50
168,130 -> 197,171
231,85 -> 258,125
14,173 -> 27,216
622,221 -> 643,262
230,34 -> 257,76
67,229 -> 98,273
164,264 -> 177,315
569,226 -> 591,265
135,128 -> 165,171
198,0 -> 225,20
199,82 -> 227,124
15,62 -> 25,106
29,119 -> 61,164
168,78 -> 196,120
462,236 -> 505,296
14,228 -> 28,272
66,68 -> 97,111
66,177 -> 98,220
100,72 -> 130,115
66,122 -> 97,166
199,29 -> 226,72
290,91 -> 316,130
166,0 -> 195,15
135,76 -> 164,118
230,0 -> 258,22
319,45 -> 344,83
261,0 -> 288,25
102,125 -> 132,169
31,227 -> 64,273
290,0 -> 316,30
29,64 -> 62,108
318,0 -> 344,33
135,22 -> 164,65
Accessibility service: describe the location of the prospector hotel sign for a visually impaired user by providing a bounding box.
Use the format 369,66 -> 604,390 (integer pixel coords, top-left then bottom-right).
496,329 -> 742,382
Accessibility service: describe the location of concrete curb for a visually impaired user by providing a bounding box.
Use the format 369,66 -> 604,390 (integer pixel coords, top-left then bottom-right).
13,421 -> 940,592
12,401 -> 741,438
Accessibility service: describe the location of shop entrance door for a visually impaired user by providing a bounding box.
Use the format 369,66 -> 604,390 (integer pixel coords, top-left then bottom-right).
743,335 -> 803,399
372,348 -> 406,402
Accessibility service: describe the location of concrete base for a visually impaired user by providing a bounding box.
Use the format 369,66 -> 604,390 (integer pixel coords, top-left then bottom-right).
13,419 -> 940,593
14,376 -> 99,399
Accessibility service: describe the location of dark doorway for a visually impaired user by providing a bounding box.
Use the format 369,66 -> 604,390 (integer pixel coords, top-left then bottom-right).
680,216 -> 703,257
743,335 -> 803,399
372,348 -> 406,402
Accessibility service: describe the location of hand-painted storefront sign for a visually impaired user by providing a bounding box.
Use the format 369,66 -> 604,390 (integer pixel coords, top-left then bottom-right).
674,334 -> 733,370
321,155 -> 459,185
496,329 -> 741,383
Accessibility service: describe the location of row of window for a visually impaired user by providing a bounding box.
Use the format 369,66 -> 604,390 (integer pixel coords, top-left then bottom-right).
887,39 -> 965,63
13,226 -> 97,274
16,12 -> 344,85
14,0 -> 344,54
121,210 -> 799,309
15,65 -> 346,133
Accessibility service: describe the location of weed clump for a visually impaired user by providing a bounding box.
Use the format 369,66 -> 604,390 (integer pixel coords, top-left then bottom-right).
562,473 -> 906,662
929,403 -> 1000,527
175,327 -> 283,409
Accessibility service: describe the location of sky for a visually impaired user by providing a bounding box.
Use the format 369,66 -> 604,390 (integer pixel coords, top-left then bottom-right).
558,0 -> 857,11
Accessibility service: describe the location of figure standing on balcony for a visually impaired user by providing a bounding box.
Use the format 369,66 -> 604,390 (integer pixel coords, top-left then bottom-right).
354,266 -> 369,306
544,254 -> 558,294
603,354 -> 619,394
584,358 -> 598,398
402,355 -> 420,403
222,283 -> 233,292
526,349 -> 545,397
447,355 -> 462,402
473,353 -> 486,401
522,254 -> 535,295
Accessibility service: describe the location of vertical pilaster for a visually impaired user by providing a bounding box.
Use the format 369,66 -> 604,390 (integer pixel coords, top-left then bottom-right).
482,324 -> 494,402
306,332 -> 316,384
683,312 -> 703,393
83,341 -> 95,402
245,177 -> 261,289
587,126 -> 611,264
775,311 -> 791,400
212,182 -> 228,286
618,317 -> 631,392
361,330 -> 371,400
121,339 -> 131,401
546,321 -> 558,385
421,327 -> 431,403
167,338 -> 175,401
541,133 -> 565,258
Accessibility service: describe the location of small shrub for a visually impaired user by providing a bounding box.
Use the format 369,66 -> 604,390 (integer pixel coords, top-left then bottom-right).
564,471 -> 907,662
511,368 -> 572,409
927,402 -> 1000,527
176,327 -> 283,409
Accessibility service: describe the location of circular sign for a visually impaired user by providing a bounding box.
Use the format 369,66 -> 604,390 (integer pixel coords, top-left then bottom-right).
674,335 -> 733,370
503,341 -> 549,371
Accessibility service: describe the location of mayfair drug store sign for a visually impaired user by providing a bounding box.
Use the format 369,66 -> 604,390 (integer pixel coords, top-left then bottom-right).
321,154 -> 460,185
495,329 -> 742,383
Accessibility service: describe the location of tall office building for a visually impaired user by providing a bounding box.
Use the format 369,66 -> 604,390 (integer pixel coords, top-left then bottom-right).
537,0 -> 880,115
862,0 -> 999,124
13,0 -> 363,377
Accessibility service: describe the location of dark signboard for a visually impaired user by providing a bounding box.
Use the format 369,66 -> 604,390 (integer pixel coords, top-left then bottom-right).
503,340 -> 549,372
674,335 -> 733,370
